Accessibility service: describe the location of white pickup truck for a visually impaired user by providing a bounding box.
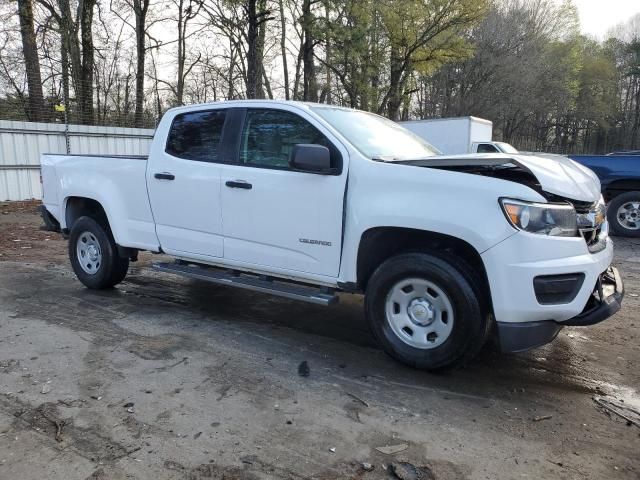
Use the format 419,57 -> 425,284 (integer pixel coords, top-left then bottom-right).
40,100 -> 624,370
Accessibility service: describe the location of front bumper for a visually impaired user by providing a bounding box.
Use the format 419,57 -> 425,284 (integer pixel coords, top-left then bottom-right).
482,231 -> 614,324
497,267 -> 624,352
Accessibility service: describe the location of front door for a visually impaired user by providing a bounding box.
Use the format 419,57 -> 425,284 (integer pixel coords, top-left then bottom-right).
220,107 -> 348,277
146,108 -> 227,258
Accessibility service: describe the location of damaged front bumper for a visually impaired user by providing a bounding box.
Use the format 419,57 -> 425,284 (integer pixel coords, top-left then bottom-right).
497,267 -> 624,353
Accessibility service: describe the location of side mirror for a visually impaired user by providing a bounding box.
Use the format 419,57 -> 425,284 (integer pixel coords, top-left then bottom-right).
290,144 -> 335,174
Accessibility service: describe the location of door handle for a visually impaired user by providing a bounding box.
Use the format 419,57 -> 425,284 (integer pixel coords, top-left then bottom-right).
225,180 -> 252,190
154,172 -> 175,180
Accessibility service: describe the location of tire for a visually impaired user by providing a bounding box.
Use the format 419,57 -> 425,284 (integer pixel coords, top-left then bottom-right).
364,252 -> 488,370
607,191 -> 640,238
68,216 -> 129,289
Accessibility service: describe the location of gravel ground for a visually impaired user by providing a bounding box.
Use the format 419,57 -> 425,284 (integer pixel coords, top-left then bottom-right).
0,201 -> 638,480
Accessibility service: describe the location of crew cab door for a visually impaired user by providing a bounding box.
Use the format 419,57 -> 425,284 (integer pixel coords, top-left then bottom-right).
146,108 -> 228,258
220,107 -> 348,277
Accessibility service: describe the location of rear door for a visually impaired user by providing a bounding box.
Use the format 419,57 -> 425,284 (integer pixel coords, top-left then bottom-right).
219,106 -> 348,277
146,108 -> 228,258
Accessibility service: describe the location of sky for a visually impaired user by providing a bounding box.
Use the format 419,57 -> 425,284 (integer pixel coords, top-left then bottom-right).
573,0 -> 640,39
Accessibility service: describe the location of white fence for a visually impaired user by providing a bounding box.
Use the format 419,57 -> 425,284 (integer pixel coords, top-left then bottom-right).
0,120 -> 155,201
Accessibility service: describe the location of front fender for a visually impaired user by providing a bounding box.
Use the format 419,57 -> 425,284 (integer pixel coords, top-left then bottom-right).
339,159 -> 545,283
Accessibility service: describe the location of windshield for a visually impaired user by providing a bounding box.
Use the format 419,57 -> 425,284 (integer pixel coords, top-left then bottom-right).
311,107 -> 440,160
496,142 -> 518,154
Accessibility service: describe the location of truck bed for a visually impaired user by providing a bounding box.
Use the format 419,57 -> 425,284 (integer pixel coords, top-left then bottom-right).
40,153 -> 159,251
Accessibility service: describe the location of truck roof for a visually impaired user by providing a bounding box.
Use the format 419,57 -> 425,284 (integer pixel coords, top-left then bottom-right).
164,99 -> 356,115
400,116 -> 492,126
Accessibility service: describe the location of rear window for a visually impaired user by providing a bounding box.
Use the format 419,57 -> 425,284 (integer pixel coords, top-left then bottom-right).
476,143 -> 499,153
166,110 -> 227,162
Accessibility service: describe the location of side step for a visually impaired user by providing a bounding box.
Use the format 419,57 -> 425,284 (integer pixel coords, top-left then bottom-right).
152,262 -> 338,306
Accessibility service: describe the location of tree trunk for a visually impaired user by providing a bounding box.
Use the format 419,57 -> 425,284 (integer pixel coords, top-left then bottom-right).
278,0 -> 289,100
227,36 -> 236,99
150,49 -> 162,122
134,0 -> 149,126
78,0 -> 95,124
176,0 -> 185,105
255,0 -> 267,99
246,0 -> 258,98
17,0 -> 46,122
384,53 -> 404,120
57,0 -> 81,119
124,73 -> 131,118
262,68 -> 273,98
61,41 -> 70,115
301,0 -> 317,102
292,37 -> 303,100
322,2 -> 330,104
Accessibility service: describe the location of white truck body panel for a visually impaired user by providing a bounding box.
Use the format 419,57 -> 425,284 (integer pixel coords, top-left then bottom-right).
433,153 -> 601,202
40,100 -> 613,332
146,150 -> 225,259
483,228 -> 613,323
40,154 -> 159,251
215,103 -> 349,277
219,162 -> 346,276
401,116 -> 493,155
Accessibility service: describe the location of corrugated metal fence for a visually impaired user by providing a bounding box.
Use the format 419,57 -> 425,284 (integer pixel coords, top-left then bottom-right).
0,120 -> 155,201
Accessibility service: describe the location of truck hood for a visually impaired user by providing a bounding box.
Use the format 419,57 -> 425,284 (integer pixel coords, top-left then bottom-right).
399,153 -> 601,203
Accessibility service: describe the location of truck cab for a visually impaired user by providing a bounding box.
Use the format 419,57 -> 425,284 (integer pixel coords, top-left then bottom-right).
472,141 -> 518,154
40,100 -> 623,370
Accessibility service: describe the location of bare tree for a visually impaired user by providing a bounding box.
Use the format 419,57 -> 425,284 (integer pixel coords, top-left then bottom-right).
132,0 -> 150,126
174,0 -> 204,104
300,0 -> 317,101
37,0 -> 97,124
17,0 -> 46,121
277,0 -> 289,99
245,0 -> 272,98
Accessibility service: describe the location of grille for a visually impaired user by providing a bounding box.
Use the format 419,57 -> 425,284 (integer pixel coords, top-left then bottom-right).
545,193 -> 594,214
542,194 -> 606,252
575,201 -> 606,253
572,200 -> 596,214
580,225 -> 602,248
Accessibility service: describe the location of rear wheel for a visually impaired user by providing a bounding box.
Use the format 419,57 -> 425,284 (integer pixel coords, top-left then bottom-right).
365,252 -> 488,370
607,191 -> 640,237
68,216 -> 129,289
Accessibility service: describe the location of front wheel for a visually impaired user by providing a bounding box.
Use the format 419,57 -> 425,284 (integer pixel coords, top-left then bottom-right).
365,252 -> 488,370
68,216 -> 129,289
607,191 -> 640,237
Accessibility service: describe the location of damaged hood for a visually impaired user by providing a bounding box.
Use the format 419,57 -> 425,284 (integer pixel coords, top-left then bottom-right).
512,152 -> 601,202
400,153 -> 601,203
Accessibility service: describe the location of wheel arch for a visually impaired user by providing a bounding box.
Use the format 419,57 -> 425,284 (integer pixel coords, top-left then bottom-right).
64,196 -> 113,237
355,227 -> 492,309
603,179 -> 640,201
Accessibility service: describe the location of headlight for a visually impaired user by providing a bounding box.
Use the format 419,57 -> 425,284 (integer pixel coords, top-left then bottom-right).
500,198 -> 577,237
596,195 -> 606,226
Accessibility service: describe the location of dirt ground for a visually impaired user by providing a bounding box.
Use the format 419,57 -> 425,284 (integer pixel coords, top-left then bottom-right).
0,201 -> 638,480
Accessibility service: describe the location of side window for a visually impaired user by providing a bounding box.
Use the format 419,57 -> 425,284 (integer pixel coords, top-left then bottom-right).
239,109 -> 341,170
476,143 -> 499,153
166,110 -> 227,162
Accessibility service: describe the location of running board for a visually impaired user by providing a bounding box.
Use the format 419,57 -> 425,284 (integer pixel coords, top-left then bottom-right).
152,262 -> 338,306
